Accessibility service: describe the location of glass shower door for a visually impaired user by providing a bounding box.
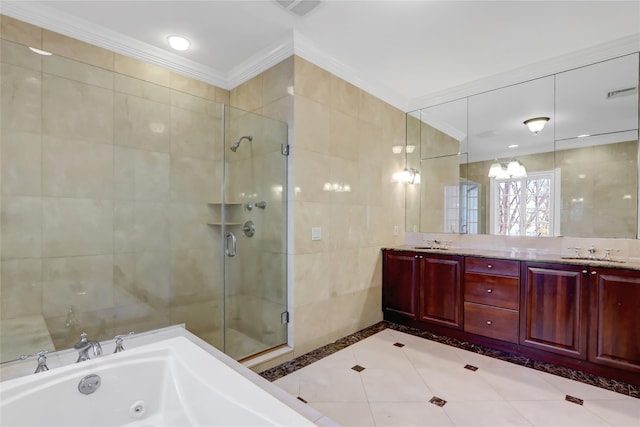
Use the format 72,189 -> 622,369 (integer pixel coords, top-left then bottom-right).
223,106 -> 288,360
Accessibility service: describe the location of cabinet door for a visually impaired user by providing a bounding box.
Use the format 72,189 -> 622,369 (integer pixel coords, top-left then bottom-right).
520,263 -> 588,359
382,251 -> 418,319
418,255 -> 463,329
589,268 -> 640,372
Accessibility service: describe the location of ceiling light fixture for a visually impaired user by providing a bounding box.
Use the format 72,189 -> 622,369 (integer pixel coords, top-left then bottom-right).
508,144 -> 518,148
506,160 -> 526,178
523,117 -> 550,135
167,35 -> 191,51
488,162 -> 504,178
488,160 -> 527,179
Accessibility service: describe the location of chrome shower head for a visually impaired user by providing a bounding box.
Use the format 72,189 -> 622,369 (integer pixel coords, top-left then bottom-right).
230,135 -> 253,152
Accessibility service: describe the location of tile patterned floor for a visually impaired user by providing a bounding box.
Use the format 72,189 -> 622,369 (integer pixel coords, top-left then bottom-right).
269,329 -> 639,426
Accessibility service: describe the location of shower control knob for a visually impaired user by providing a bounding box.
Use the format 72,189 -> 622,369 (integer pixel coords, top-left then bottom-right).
242,221 -> 255,237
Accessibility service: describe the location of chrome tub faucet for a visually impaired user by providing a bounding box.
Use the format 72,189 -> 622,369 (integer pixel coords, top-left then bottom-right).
113,332 -> 134,353
74,332 -> 102,362
20,350 -> 50,374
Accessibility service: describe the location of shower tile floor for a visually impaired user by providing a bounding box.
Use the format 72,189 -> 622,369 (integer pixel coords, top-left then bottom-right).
272,329 -> 639,426
200,327 -> 269,360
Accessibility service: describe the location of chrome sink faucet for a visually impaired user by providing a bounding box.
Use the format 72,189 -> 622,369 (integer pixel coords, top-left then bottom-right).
74,332 -> 103,362
587,245 -> 597,260
567,246 -> 582,257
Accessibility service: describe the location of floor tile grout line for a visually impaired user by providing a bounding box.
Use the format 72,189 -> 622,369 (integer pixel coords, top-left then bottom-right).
348,329 -> 391,427
384,323 -> 639,399
391,329 -> 510,409
280,336 -> 631,427
384,329 -> 445,398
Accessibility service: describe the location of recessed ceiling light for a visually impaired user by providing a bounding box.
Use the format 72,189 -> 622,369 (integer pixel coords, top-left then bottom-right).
28,47 -> 52,56
508,144 -> 518,148
167,35 -> 191,51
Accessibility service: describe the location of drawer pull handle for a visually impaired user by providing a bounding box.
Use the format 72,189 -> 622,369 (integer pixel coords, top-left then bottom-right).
591,271 -> 597,275
487,289 -> 492,293
486,320 -> 493,325
487,264 -> 493,268
582,270 -> 588,274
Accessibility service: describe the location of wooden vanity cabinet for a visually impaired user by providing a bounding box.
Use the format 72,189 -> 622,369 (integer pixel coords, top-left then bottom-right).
464,257 -> 520,343
418,254 -> 463,329
383,250 -> 640,385
382,250 -> 463,329
588,267 -> 640,373
520,262 -> 589,359
382,250 -> 419,320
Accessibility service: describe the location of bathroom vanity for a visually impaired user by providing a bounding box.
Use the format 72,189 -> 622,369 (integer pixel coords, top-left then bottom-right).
382,248 -> 640,386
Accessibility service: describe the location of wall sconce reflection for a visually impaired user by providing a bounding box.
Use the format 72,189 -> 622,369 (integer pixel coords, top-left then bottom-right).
393,168 -> 420,184
148,122 -> 166,134
323,182 -> 352,192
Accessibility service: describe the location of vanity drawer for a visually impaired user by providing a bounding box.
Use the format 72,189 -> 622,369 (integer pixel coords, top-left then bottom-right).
464,273 -> 519,310
464,302 -> 519,343
465,257 -> 519,277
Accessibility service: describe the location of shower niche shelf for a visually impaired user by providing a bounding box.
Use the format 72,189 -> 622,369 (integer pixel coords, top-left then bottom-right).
207,202 -> 243,227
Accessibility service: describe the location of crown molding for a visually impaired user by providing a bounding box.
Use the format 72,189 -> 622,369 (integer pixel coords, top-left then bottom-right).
226,34 -> 295,89
292,31 -> 411,111
2,1 -> 637,113
0,1 -> 228,88
408,33 -> 640,111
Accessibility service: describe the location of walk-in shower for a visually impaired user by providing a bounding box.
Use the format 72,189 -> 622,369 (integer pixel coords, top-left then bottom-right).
230,135 -> 253,152
0,39 -> 288,365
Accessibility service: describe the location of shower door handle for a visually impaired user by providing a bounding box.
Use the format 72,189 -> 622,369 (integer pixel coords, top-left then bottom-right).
225,232 -> 237,257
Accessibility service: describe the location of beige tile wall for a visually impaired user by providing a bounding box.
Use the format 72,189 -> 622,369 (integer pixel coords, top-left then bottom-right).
556,141 -> 637,238
0,15 -> 230,358
232,57 -> 407,357
3,14 -> 402,362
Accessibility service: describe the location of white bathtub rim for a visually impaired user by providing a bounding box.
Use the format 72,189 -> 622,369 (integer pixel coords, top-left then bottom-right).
0,329 -> 332,426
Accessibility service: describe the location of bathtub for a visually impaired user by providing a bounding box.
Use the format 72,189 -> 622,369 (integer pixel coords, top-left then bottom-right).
0,335 -> 322,426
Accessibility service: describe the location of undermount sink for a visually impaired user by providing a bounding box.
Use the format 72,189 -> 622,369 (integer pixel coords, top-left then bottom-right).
414,246 -> 448,250
560,256 -> 626,264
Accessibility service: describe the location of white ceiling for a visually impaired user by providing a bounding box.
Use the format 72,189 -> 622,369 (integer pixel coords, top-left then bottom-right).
3,1 -> 640,111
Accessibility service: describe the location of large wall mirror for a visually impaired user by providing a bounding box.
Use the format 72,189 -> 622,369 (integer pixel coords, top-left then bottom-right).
407,53 -> 639,239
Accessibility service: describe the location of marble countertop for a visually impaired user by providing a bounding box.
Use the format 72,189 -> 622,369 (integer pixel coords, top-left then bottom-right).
384,245 -> 640,271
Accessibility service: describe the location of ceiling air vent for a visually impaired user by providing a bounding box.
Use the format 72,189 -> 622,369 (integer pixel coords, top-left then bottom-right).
606,86 -> 637,99
275,0 -> 323,17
